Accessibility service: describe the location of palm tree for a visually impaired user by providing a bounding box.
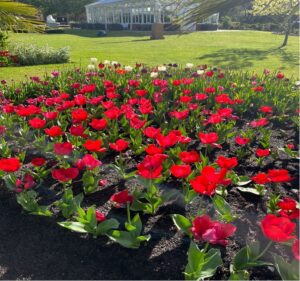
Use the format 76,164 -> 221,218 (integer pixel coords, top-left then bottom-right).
0,0 -> 43,32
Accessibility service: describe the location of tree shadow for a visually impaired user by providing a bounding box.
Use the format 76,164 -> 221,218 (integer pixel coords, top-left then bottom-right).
196,47 -> 299,71
62,29 -> 151,38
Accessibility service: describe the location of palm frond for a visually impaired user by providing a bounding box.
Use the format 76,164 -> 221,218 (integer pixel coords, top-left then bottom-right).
174,0 -> 249,27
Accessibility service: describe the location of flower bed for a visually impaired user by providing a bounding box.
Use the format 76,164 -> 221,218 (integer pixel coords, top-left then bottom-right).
0,50 -> 18,67
0,62 -> 299,280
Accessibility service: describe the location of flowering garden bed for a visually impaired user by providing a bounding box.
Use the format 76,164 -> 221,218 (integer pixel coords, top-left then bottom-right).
0,63 -> 299,280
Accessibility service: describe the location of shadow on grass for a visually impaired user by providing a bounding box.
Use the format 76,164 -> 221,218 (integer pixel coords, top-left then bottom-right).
63,29 -> 185,38
196,47 -> 299,70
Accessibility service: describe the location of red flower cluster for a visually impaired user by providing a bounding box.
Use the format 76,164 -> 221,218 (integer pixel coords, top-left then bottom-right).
190,166 -> 229,196
252,169 -> 293,184
137,154 -> 168,179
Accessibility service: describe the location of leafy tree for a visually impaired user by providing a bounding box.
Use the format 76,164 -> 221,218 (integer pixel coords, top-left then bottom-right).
0,0 -> 42,31
252,0 -> 299,47
21,0 -> 93,21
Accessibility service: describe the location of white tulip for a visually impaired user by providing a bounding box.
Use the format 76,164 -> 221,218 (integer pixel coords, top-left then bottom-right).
125,65 -> 133,72
103,60 -> 111,65
150,72 -> 158,78
157,65 -> 167,72
90,58 -> 98,64
186,63 -> 194,68
197,70 -> 205,75
87,64 -> 95,71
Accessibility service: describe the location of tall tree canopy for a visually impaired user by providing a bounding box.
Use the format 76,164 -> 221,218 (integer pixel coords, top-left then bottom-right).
20,0 -> 93,20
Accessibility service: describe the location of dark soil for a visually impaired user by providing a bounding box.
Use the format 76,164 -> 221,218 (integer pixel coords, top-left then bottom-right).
0,121 -> 298,280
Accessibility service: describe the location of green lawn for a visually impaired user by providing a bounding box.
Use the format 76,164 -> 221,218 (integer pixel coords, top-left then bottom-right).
1,29 -> 299,82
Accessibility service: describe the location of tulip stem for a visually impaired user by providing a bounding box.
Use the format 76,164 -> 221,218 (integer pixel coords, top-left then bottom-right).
203,242 -> 209,253
255,240 -> 273,260
126,202 -> 131,224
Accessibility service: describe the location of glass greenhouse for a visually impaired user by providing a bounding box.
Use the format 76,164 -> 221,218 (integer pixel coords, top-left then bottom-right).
85,0 -> 219,30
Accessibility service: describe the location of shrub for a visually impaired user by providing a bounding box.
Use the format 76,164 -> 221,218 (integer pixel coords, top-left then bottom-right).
0,30 -> 8,50
10,43 -> 70,66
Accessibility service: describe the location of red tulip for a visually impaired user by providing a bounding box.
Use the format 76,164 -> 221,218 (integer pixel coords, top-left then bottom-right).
215,94 -> 234,104
216,156 -> 238,169
190,166 -> 227,196
260,214 -> 296,242
179,151 -> 200,164
145,144 -> 164,155
169,110 -> 189,120
0,125 -> 6,135
135,89 -> 147,97
95,211 -> 106,222
109,139 -> 129,152
253,86 -> 264,92
71,108 -> 88,122
42,111 -> 58,120
235,136 -> 250,146
104,107 -> 121,120
16,173 -> 36,191
82,84 -> 96,93
52,167 -> 79,182
130,116 -> 146,129
205,70 -> 214,77
137,154 -> 168,179
69,124 -> 86,137
0,158 -> 21,172
139,98 -> 153,114
29,118 -> 46,129
277,72 -> 285,79
250,118 -> 269,128
31,157 -> 46,167
278,197 -> 300,220
45,126 -> 63,137
76,154 -> 102,170
267,169 -> 292,183
192,215 -> 236,246
143,127 -> 161,138
195,93 -> 208,101
256,148 -> 270,157
251,173 -> 269,184
15,105 -> 41,117
111,190 -> 133,207
54,142 -> 73,156
89,118 -> 107,130
287,144 -> 295,150
84,140 -> 106,153
156,132 -> 178,147
199,132 -> 218,144
260,106 -> 272,114
74,94 -> 87,106
170,164 -> 191,179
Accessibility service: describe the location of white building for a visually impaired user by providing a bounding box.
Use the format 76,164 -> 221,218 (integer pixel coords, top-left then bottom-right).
85,0 -> 219,31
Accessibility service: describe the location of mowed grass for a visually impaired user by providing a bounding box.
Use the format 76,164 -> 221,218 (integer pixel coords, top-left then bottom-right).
1,29 -> 299,82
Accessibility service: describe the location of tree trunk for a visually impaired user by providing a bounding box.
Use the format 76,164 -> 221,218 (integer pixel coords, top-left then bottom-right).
280,18 -> 292,48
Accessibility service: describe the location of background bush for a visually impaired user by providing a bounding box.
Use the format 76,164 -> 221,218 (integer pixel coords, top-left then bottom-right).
10,43 -> 70,66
